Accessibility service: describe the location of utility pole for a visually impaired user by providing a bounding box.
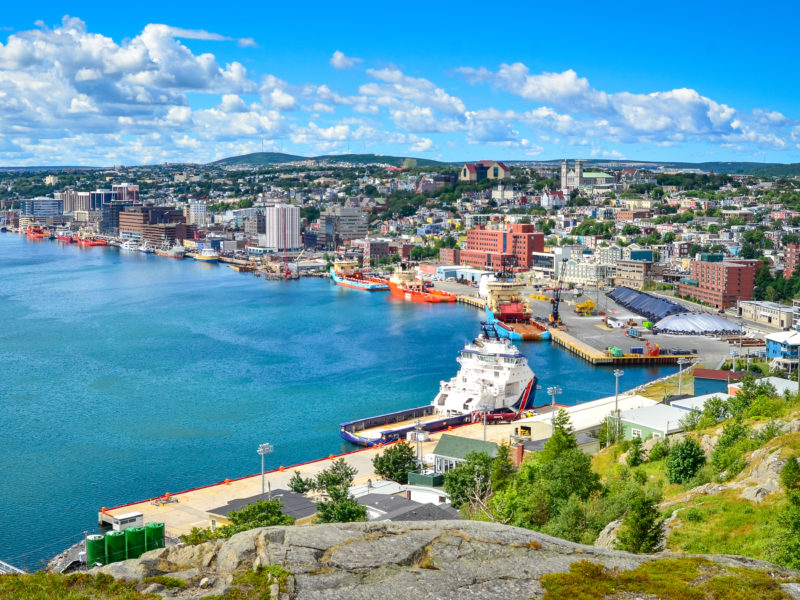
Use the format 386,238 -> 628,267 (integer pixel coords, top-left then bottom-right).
613,369 -> 624,444
257,442 -> 273,496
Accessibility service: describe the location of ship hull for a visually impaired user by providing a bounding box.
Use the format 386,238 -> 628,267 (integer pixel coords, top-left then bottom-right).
56,235 -> 74,243
484,306 -> 551,341
330,268 -> 389,291
387,281 -> 457,303
194,256 -> 219,263
156,250 -> 185,259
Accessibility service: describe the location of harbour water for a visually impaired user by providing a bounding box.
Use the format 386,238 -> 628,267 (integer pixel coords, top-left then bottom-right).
0,234 -> 672,569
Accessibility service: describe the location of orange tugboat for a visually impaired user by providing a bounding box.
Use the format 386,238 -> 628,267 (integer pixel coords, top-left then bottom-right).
387,263 -> 457,303
330,260 -> 389,291
26,225 -> 46,239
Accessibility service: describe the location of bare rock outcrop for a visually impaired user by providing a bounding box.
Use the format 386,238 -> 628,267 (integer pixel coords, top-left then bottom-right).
91,520 -> 799,599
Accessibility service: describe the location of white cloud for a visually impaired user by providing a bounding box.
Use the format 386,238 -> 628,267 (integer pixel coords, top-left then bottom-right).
161,26 -> 258,48
330,50 -> 362,69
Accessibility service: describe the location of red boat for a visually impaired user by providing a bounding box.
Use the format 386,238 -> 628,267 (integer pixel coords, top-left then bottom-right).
26,226 -> 46,239
388,264 -> 457,303
56,231 -> 75,243
76,236 -> 107,246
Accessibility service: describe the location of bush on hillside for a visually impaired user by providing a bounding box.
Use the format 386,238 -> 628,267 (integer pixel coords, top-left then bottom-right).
667,438 -> 706,484
782,455 -> 800,493
372,440 -> 418,484
626,437 -> 644,467
648,438 -> 671,461
614,492 -> 664,553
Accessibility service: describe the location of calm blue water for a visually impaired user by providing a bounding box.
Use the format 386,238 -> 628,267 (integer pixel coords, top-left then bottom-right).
0,234 -> 670,569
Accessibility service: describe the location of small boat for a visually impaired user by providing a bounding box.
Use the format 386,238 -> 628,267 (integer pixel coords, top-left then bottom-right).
388,263 -> 457,303
330,260 -> 389,291
120,239 -> 139,251
194,247 -> 220,263
155,243 -> 186,259
340,326 -> 538,446
138,241 -> 155,254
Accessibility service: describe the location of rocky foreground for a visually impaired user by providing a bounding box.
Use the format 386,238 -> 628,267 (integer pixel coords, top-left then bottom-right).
93,520 -> 800,599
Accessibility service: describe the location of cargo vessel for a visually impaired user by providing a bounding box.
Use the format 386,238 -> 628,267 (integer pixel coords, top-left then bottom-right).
155,243 -> 186,259
56,230 -> 75,243
483,278 -> 550,341
330,260 -> 389,291
340,327 -> 537,446
76,235 -> 107,246
387,263 -> 457,303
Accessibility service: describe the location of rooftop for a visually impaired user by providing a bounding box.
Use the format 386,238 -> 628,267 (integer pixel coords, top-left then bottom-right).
207,489 -> 316,521
432,434 -> 498,460
619,403 -> 687,433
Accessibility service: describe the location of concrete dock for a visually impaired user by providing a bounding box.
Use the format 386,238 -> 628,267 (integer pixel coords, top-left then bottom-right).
98,419 -> 552,538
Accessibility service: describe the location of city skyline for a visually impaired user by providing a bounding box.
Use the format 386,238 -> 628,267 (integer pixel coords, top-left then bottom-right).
1,1 -> 799,166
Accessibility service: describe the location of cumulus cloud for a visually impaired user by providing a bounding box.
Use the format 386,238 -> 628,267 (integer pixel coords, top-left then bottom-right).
330,50 -> 362,69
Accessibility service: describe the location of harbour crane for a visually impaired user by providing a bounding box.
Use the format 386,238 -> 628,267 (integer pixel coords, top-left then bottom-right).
548,258 -> 569,325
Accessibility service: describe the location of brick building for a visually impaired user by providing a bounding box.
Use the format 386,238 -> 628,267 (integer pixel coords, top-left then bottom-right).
119,206 -> 195,245
439,248 -> 461,264
677,258 -> 760,309
460,224 -> 544,270
613,260 -> 653,289
616,209 -> 653,222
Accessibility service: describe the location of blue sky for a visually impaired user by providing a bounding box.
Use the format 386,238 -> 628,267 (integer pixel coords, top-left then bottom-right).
1,1 -> 799,165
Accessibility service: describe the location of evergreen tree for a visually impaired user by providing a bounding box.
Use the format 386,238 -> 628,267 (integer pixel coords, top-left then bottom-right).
540,409 -> 578,462
614,493 -> 664,553
626,437 -> 644,467
782,455 -> 800,493
443,451 -> 494,509
314,459 -> 367,523
666,438 -> 706,484
372,441 -> 418,484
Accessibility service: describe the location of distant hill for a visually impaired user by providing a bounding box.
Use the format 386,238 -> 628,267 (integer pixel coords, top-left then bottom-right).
747,162 -> 800,178
509,159 -> 782,175
209,152 -> 447,168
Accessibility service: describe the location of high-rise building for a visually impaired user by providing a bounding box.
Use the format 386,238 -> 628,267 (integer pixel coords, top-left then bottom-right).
21,197 -> 63,217
113,183 -> 140,204
101,201 -> 133,233
119,206 -> 191,244
785,244 -> 800,279
186,201 -> 207,227
90,189 -> 115,210
460,224 -> 545,270
244,212 -> 266,236
260,204 -> 300,251
318,206 -> 367,249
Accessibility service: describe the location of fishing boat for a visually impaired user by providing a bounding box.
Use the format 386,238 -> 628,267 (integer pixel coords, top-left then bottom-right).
194,247 -> 220,263
340,327 -> 537,446
330,260 -> 388,291
56,230 -> 75,243
138,241 -> 155,254
387,263 -> 457,303
155,242 -> 186,259
120,239 -> 139,251
482,277 -> 550,341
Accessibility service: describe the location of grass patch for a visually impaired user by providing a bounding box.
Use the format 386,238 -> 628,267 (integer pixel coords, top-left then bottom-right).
540,557 -> 789,600
141,575 -> 186,589
640,370 -> 695,401
0,572 -> 156,600
666,490 -> 782,558
218,564 -> 292,599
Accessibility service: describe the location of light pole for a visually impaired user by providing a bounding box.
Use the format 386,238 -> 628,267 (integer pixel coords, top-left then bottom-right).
677,358 -> 690,396
547,386 -> 562,436
257,442 -> 273,496
612,369 -> 624,444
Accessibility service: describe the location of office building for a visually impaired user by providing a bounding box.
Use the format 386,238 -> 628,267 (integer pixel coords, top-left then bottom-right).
319,206 -> 368,249
90,189 -> 114,210
119,206 -> 194,245
113,183 -> 140,204
244,212 -> 266,236
460,224 -> 544,270
21,197 -> 63,218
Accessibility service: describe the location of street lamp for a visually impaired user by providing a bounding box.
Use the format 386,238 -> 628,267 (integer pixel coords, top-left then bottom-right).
546,386 -> 563,436
612,369 -> 624,445
677,358 -> 690,396
257,442 -> 273,496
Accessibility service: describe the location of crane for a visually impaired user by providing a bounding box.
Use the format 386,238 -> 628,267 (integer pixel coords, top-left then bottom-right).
549,258 -> 569,325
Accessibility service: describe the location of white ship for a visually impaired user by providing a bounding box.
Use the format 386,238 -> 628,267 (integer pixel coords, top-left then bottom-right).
193,247 -> 220,263
120,239 -> 139,251
340,328 -> 537,446
138,241 -> 155,254
156,242 -> 186,259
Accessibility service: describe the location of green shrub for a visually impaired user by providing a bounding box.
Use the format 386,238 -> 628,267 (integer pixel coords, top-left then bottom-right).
667,438 -> 706,484
745,395 -> 785,419
684,507 -> 703,522
711,421 -> 755,478
626,437 -> 644,467
648,438 -> 671,461
614,493 -> 664,553
142,575 -> 186,589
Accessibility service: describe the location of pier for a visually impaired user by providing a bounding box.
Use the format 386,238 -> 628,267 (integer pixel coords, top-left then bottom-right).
549,328 -> 694,365
456,295 -> 485,309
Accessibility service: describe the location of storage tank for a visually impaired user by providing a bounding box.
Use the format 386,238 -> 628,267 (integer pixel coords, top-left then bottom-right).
86,534 -> 106,566
105,530 -> 126,564
125,526 -> 146,559
145,522 -> 165,550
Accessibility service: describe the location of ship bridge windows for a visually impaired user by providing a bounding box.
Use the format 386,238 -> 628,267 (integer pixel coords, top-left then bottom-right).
437,394 -> 447,406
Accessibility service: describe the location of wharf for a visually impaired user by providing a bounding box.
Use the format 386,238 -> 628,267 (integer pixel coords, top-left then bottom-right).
457,295 -> 485,309
97,419 -> 550,537
549,328 -> 694,365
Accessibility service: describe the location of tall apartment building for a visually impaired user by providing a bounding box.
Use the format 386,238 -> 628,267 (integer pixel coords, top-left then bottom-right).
260,204 -> 301,251
90,189 -> 114,210
785,244 -> 800,279
677,258 -> 760,309
319,206 -> 368,249
460,224 -> 545,270
185,201 -> 207,227
113,183 -> 140,204
21,197 -> 63,217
